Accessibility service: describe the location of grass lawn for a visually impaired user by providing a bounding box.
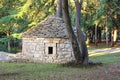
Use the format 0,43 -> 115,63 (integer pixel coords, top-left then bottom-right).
88,41 -> 120,49
0,51 -> 120,80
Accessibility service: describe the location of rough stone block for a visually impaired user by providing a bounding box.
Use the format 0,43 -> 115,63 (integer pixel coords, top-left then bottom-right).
64,40 -> 71,44
33,54 -> 40,58
65,44 -> 71,48
67,48 -> 72,52
59,44 -> 65,48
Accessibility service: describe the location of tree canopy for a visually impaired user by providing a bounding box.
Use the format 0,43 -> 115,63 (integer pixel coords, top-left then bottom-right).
0,0 -> 120,52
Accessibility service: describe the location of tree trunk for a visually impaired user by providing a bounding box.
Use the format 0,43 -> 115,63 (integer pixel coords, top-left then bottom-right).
105,26 -> 109,46
74,0 -> 88,64
62,0 -> 82,63
56,0 -> 62,18
98,27 -> 101,42
113,29 -> 117,45
111,30 -> 114,47
95,24 -> 98,46
111,28 -> 118,47
105,16 -> 109,47
6,27 -> 11,52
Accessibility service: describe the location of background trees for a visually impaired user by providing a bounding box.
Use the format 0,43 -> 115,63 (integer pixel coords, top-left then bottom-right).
0,0 -> 56,52
0,0 -> 119,52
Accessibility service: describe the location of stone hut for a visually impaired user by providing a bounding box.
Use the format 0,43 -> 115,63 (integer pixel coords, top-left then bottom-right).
22,16 -> 75,63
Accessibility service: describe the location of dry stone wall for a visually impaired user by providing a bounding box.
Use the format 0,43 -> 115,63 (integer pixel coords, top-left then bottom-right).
22,16 -> 76,63
22,37 -> 75,63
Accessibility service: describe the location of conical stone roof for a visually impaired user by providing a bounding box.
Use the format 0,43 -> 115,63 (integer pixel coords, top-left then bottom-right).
22,16 -> 69,38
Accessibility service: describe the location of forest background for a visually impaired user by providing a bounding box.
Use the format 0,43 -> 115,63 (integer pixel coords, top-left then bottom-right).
0,0 -> 120,53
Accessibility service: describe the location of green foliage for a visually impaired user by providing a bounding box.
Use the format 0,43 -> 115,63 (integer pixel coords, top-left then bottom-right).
97,0 -> 120,29
0,0 -> 56,52
0,36 -> 12,43
0,0 -> 120,52
0,35 -> 11,52
0,35 -> 22,53
12,33 -> 22,39
0,15 -> 15,23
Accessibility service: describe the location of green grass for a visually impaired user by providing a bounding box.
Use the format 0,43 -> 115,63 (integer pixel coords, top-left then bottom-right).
90,52 -> 120,63
0,51 -> 120,80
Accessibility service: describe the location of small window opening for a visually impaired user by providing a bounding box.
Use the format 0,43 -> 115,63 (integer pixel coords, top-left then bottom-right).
48,47 -> 53,54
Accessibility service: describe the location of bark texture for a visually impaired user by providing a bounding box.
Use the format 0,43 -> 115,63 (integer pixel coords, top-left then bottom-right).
56,0 -> 62,18
6,26 -> 11,52
95,24 -> 98,46
74,0 -> 89,64
106,16 -> 109,46
62,0 -> 82,63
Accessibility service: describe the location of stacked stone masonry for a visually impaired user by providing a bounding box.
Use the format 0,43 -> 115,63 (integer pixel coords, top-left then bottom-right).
22,38 -> 75,63
22,16 -> 75,63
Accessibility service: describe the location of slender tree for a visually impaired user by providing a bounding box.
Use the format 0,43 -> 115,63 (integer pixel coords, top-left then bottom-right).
56,0 -> 62,18
105,15 -> 109,46
62,0 -> 82,63
74,0 -> 89,64
95,24 -> 98,46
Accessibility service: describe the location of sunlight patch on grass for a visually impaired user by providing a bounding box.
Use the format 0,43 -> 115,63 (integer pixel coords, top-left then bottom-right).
89,48 -> 120,57
89,52 -> 120,63
110,50 -> 120,53
89,52 -> 108,57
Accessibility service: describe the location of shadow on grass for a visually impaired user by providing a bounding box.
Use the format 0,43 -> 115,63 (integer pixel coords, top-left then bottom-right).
59,61 -> 103,68
0,72 -> 20,77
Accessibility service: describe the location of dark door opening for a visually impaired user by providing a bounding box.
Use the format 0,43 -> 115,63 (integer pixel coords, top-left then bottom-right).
48,47 -> 53,54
